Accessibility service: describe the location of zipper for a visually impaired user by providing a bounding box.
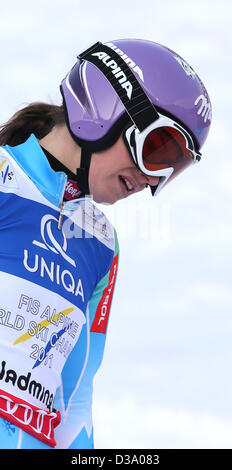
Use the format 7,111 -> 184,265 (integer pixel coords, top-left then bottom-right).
58,200 -> 65,230
57,174 -> 67,230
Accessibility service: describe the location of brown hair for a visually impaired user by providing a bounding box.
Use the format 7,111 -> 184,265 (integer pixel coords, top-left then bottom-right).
0,102 -> 65,146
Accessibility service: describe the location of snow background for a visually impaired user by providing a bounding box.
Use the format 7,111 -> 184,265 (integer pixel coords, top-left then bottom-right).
0,0 -> 231,449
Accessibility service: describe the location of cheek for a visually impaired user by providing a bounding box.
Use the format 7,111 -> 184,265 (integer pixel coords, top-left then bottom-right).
89,150 -> 115,187
88,153 -> 112,200
88,137 -> 134,198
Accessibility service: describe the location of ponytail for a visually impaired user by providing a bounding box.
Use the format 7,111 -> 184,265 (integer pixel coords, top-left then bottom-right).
0,102 -> 65,146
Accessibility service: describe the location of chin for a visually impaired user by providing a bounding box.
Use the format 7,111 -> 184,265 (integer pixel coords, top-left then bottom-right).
92,193 -> 119,205
93,197 -> 117,205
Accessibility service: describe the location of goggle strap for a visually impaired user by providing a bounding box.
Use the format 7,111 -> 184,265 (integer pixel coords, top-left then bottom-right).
78,41 -> 159,132
150,185 -> 158,196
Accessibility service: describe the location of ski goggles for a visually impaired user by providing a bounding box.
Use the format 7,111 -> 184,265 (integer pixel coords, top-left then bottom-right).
123,113 -> 201,195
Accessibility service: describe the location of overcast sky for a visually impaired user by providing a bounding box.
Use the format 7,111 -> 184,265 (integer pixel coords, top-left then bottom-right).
1,0 -> 232,449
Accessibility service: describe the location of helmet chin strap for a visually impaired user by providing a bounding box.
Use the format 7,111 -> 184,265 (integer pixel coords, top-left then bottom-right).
76,148 -> 92,196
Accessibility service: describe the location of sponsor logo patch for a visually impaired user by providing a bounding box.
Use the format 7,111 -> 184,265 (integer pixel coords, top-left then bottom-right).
194,94 -> 212,123
91,254 -> 119,334
0,157 -> 18,189
0,360 -> 54,410
64,179 -> 82,201
0,388 -> 60,447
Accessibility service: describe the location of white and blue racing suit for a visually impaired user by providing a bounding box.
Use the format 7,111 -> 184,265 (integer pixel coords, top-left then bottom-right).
0,134 -> 119,449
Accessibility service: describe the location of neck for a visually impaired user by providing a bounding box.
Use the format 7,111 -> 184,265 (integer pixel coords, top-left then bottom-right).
39,124 -> 81,174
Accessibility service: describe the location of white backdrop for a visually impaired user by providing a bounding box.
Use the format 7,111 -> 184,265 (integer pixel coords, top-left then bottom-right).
0,0 -> 232,449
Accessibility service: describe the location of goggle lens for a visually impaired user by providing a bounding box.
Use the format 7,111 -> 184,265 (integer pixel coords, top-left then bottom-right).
142,126 -> 195,179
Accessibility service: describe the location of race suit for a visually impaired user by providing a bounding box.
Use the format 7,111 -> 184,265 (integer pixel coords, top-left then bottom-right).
0,134 -> 119,449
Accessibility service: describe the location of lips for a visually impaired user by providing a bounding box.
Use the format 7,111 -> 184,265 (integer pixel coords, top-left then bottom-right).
119,173 -> 148,192
119,176 -> 130,197
119,175 -> 134,191
118,173 -> 150,198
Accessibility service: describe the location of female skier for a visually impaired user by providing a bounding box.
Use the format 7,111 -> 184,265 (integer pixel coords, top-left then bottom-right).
0,39 -> 211,449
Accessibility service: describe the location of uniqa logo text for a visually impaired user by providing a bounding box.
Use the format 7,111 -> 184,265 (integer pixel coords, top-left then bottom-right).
23,250 -> 84,302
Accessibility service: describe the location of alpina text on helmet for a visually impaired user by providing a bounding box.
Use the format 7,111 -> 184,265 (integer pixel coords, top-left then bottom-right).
106,42 -> 144,82
92,51 -> 133,99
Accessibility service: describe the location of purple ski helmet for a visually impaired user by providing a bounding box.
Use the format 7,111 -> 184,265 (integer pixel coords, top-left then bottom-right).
60,39 -> 212,194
